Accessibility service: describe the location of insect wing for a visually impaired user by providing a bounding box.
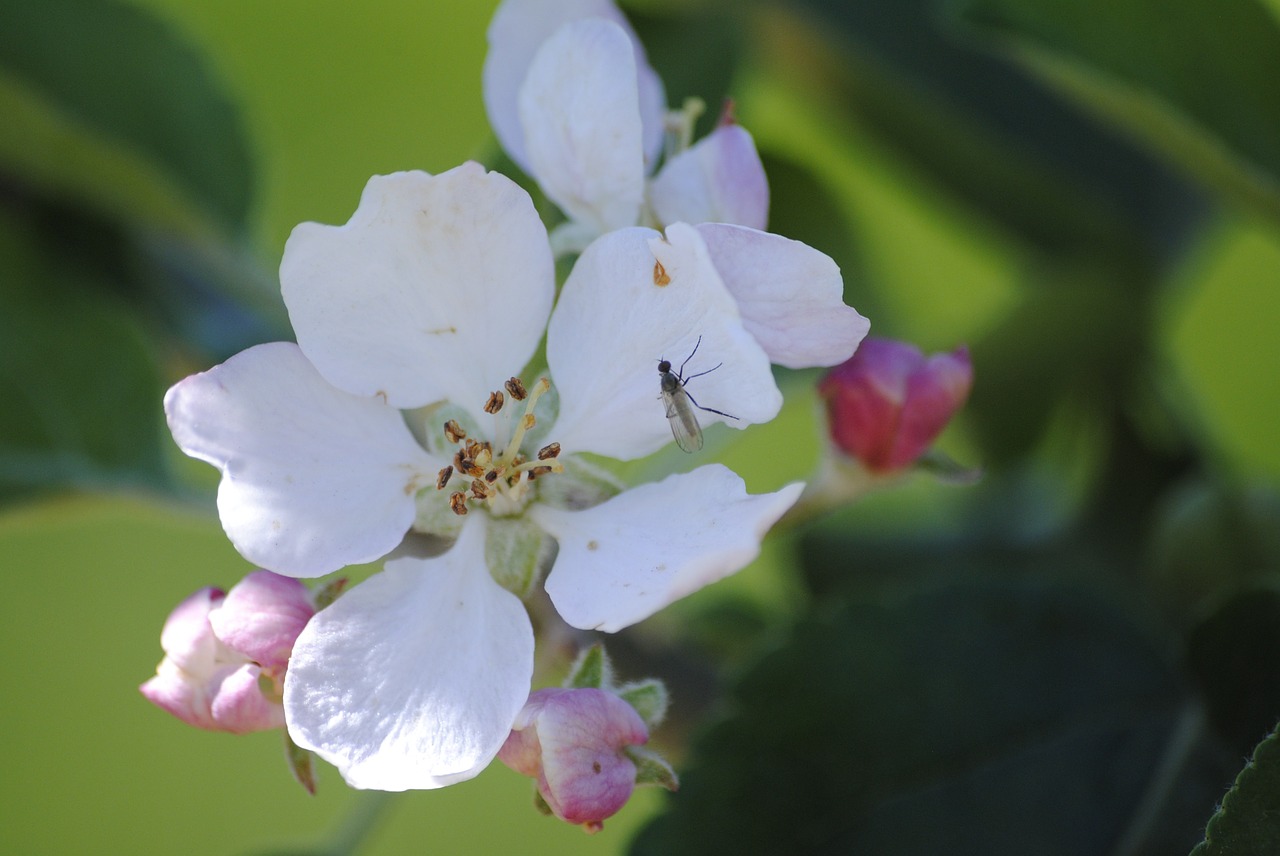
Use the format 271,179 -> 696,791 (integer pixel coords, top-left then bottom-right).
662,386 -> 704,453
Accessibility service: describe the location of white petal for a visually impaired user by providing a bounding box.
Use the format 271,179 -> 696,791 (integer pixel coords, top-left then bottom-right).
697,223 -> 871,368
547,223 -> 782,460
284,517 -> 534,790
518,19 -> 646,235
649,125 -> 770,231
165,342 -> 437,577
533,465 -> 803,632
484,0 -> 665,175
280,165 -> 554,414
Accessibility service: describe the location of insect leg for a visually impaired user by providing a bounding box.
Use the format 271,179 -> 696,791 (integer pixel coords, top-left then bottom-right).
682,389 -> 738,421
683,361 -> 723,382
678,335 -> 704,377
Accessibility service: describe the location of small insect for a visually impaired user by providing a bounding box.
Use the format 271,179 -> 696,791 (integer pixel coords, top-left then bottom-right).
658,336 -> 737,453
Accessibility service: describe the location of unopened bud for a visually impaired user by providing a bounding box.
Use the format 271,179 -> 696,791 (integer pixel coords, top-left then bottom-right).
818,338 -> 972,473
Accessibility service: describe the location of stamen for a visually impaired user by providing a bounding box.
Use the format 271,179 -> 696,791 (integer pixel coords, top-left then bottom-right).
484,470 -> 500,483
470,479 -> 490,499
505,377 -> 528,401
443,420 -> 466,444
436,466 -> 453,490
498,377 -> 551,465
537,442 -> 561,460
449,492 -> 469,516
484,390 -> 505,414
653,260 -> 670,286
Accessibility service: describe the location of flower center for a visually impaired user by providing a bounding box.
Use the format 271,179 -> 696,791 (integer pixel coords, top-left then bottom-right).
435,376 -> 563,517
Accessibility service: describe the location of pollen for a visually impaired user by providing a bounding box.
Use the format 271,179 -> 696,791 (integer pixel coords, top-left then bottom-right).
434,377 -> 565,516
653,259 -> 670,286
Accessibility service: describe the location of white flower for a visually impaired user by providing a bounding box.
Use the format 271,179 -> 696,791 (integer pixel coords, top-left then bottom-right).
165,162 -> 803,791
483,0 -> 870,369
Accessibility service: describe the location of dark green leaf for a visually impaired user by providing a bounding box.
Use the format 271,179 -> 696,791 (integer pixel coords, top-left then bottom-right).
785,0 -> 1205,260
631,580 -> 1205,855
1191,724 -> 1280,855
629,1 -> 747,141
1187,589 -> 1280,757
759,151 -> 876,325
0,0 -> 254,232
0,209 -> 169,500
953,0 -> 1280,225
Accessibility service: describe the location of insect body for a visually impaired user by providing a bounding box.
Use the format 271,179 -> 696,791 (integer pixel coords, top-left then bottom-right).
658,336 -> 737,453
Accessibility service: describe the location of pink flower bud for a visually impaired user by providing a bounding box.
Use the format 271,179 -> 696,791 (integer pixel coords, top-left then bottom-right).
818,337 -> 972,473
141,571 -> 315,734
498,687 -> 649,833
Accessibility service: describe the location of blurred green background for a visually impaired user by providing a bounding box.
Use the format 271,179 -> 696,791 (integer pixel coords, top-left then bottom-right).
4,0 -> 1280,853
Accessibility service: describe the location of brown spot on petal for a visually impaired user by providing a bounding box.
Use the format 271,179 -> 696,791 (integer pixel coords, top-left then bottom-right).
653,259 -> 670,286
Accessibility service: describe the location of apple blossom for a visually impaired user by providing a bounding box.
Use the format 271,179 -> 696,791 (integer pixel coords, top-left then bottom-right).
164,162 -> 804,791
140,570 -> 315,734
483,0 -> 870,370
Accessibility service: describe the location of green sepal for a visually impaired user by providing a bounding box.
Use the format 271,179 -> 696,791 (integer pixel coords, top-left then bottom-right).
628,746 -> 679,793
618,680 -> 669,730
915,450 -> 984,485
311,576 -> 349,611
566,643 -> 614,690
536,455 -> 626,511
284,730 -> 318,796
485,515 -> 557,599
532,787 -> 555,817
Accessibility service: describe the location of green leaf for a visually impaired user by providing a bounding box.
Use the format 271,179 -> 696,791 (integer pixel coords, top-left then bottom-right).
953,0 -> 1280,225
0,210 -> 168,499
1187,589 -> 1280,757
1191,724 -> 1280,855
783,0 -> 1203,260
0,0 -> 254,235
630,580 -> 1206,855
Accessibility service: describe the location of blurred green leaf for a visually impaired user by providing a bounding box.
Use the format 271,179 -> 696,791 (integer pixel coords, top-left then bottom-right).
1146,480 -> 1280,624
631,580 -> 1206,855
759,150 -> 875,323
1190,723 -> 1280,856
0,0 -> 254,235
953,0 -> 1280,226
968,262 -> 1145,465
628,0 -> 747,141
1187,589 -> 1280,758
781,0 -> 1204,261
0,210 -> 169,500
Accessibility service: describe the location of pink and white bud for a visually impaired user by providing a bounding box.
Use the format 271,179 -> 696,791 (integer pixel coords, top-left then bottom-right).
818,337 -> 973,473
141,571 -> 315,734
499,687 -> 649,833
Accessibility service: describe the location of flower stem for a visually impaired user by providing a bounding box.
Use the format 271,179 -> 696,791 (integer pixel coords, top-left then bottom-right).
323,790 -> 397,856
